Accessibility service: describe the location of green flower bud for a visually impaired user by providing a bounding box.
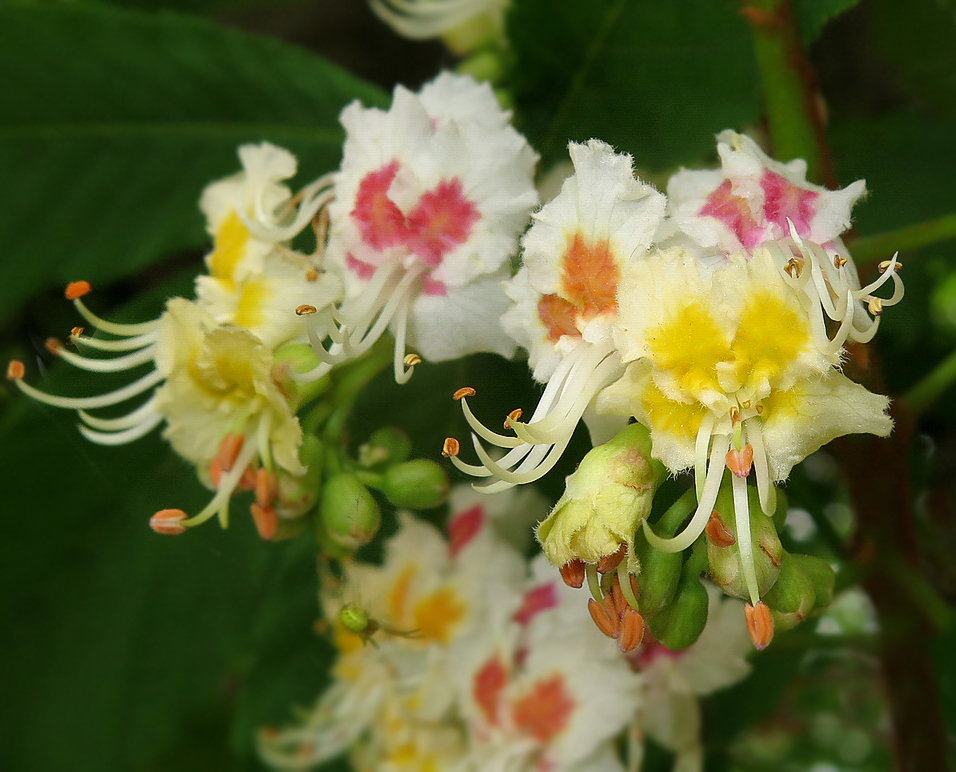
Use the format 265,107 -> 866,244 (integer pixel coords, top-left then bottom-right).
707,484 -> 783,601
271,343 -> 328,406
791,553 -> 835,612
275,435 -> 324,519
633,531 -> 683,618
382,459 -> 450,510
763,551 -> 816,631
536,423 -> 666,571
646,572 -> 710,651
321,473 -> 381,550
358,427 -> 413,469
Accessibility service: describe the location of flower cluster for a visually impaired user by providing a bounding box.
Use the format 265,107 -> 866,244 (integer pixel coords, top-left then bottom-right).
447,133 -> 901,648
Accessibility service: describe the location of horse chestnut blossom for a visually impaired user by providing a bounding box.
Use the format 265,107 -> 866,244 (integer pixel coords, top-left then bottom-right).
8,144 -> 340,538
294,72 -> 539,385
445,139 -> 665,491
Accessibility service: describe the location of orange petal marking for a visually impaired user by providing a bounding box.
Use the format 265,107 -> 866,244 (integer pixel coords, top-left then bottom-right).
745,601 -> 774,650
65,281 -> 91,300
706,510 -> 736,547
512,675 -> 575,744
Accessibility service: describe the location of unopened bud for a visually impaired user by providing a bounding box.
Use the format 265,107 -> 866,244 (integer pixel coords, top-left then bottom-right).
273,343 -> 326,403
150,509 -> 188,535
321,473 -> 381,550
745,601 -> 774,650
705,510 -> 736,547
359,426 -> 412,469
646,574 -> 709,651
633,530 -> 683,618
382,459 -> 450,510
791,553 -> 835,612
762,551 -> 816,631
536,423 -> 665,571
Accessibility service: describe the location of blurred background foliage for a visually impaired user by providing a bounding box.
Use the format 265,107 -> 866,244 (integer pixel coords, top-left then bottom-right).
0,0 -> 954,770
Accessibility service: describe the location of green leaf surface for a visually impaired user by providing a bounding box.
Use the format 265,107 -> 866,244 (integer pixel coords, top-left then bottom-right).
794,0 -> 861,44
507,0 -> 761,171
0,2 -> 385,325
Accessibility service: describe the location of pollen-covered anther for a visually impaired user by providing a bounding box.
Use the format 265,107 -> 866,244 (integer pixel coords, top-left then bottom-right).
442,437 -> 461,457
745,601 -> 775,650
44,337 -> 64,355
559,559 -> 586,588
305,268 -> 320,282
755,404 -> 765,415
239,465 -> 257,491
725,444 -> 754,478
706,510 -> 736,547
868,297 -> 884,316
505,408 -> 523,429
255,467 -> 279,508
596,544 -> 626,574
403,353 -> 422,367
210,458 -> 223,488
150,509 -> 188,535
878,258 -> 902,274
295,304 -> 317,316
70,326 -> 84,338
833,255 -> 848,269
587,598 -> 620,639
217,433 -> 244,472
65,281 -> 92,300
784,257 -> 804,279
6,360 -> 25,381
618,608 -> 645,653
453,386 -> 476,401
251,503 -> 278,541
729,406 -> 741,425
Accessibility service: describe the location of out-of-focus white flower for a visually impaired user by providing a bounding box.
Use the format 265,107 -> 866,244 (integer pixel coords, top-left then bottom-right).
295,72 -> 538,385
446,139 -> 665,491
370,0 -> 508,45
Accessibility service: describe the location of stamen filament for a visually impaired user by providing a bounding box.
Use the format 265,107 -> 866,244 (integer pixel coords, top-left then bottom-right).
70,330 -> 159,352
72,298 -> 160,337
78,411 -> 164,445
745,417 -> 776,515
586,562 -> 604,603
79,397 -> 158,430
53,343 -> 157,373
14,368 -> 164,410
182,436 -> 260,529
731,472 -> 760,605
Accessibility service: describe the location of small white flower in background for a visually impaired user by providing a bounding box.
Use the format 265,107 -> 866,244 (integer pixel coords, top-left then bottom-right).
294,72 -> 538,385
8,143 -> 338,538
370,0 -> 509,44
445,139 -> 665,491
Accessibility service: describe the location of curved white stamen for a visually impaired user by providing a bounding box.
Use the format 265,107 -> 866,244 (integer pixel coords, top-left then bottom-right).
72,299 -> 160,337
183,435 -> 260,528
78,411 -> 164,445
824,290 -> 855,355
853,253 -> 900,300
643,434 -> 729,553
469,432 -> 574,487
694,413 -> 717,500
71,330 -> 158,352
79,397 -> 158,431
240,176 -> 335,243
14,368 -> 164,410
746,417 -> 776,515
849,313 -> 881,344
732,471 -> 760,605
460,397 -> 523,448
54,344 -> 157,373
257,412 -> 273,472
391,289 -> 415,384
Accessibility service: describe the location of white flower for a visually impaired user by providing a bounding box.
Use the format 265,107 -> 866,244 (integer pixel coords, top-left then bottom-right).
295,72 -> 538,385
447,139 -> 665,491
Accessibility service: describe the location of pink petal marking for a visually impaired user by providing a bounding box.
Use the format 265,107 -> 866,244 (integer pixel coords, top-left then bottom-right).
760,169 -> 818,238
405,178 -> 481,267
420,274 -> 447,296
699,179 -> 764,251
513,582 -> 559,626
448,504 -> 484,557
345,253 -> 377,280
351,160 -> 408,250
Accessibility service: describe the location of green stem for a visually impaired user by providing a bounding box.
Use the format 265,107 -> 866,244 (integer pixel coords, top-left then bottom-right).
741,0 -> 834,186
851,212 -> 956,266
903,347 -> 956,417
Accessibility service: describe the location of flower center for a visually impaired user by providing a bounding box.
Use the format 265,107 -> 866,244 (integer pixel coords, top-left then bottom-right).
511,674 -> 575,743
352,160 -> 408,250
406,178 -> 481,267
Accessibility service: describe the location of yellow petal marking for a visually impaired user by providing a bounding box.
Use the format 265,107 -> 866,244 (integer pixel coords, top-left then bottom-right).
647,302 -> 729,400
208,210 -> 250,285
413,587 -> 464,643
731,291 -> 810,393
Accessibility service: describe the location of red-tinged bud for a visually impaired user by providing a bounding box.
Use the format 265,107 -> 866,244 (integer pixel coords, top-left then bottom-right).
217,433 -> 244,472
596,543 -> 626,574
587,598 -> 619,639
150,509 -> 188,535
559,559 -> 586,588
725,444 -> 754,478
745,601 -> 774,650
255,467 -> 279,508
251,503 -> 278,541
65,281 -> 91,300
618,608 -> 645,653
7,360 -> 24,380
705,510 -> 736,547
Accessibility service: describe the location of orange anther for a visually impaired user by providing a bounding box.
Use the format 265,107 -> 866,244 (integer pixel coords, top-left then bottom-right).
251,503 -> 278,541
596,544 -> 626,574
725,444 -> 754,478
65,281 -> 91,300
559,559 -> 586,589
150,509 -> 188,535
239,465 -> 257,491
403,353 -> 422,367
44,337 -> 64,355
6,360 -> 25,381
305,268 -> 319,282
216,433 -> 244,472
442,437 -> 460,457
255,467 -> 279,508
706,510 -> 736,547
505,408 -> 523,429
618,608 -> 645,653
833,255 -> 848,269
70,326 -> 84,338
453,386 -> 476,401
295,304 -> 317,316
878,258 -> 901,273
745,601 -> 774,650
587,598 -> 620,639
209,458 -> 223,488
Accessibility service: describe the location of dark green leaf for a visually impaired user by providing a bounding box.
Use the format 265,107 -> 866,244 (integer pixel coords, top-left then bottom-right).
0,2 -> 385,325
794,0 -> 861,44
507,0 -> 761,171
